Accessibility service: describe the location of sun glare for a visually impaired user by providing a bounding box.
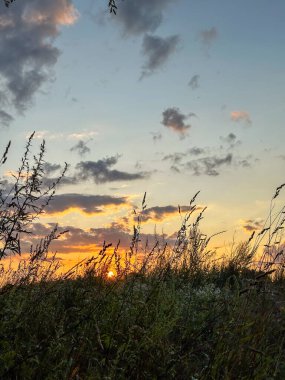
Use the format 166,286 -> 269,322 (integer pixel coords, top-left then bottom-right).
107,271 -> 115,279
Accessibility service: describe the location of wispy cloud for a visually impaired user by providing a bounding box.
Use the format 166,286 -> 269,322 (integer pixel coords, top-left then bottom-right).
151,132 -> 162,143
70,140 -> 91,156
0,0 -> 78,126
27,130 -> 97,141
199,27 -> 218,48
231,111 -> 252,125
185,154 -> 233,176
242,218 -> 264,232
141,34 -> 179,78
189,147 -> 206,156
161,107 -> 192,137
114,0 -> 174,36
188,74 -> 200,90
68,130 -> 97,140
163,147 -> 207,166
220,133 -> 241,149
0,109 -> 14,127
163,152 -> 187,165
139,204 -> 202,223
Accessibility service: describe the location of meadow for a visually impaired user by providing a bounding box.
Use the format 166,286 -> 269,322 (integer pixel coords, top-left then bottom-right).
0,136 -> 285,379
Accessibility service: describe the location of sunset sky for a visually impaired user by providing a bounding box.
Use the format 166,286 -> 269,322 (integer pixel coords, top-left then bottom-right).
1,0 -> 285,264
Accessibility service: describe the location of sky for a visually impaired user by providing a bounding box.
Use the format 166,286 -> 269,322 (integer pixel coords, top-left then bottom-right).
1,0 -> 285,266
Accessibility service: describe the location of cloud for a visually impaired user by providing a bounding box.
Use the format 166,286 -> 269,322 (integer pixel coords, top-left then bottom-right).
0,109 -> 14,127
162,141 -> 254,176
242,218 -> 264,232
42,155 -> 150,188
70,140 -> 91,156
185,154 -> 233,176
140,205 -> 202,223
199,27 -> 218,48
45,193 -> 128,215
75,156 -> 150,184
236,158 -> 251,168
0,0 -> 78,125
43,162 -> 62,175
68,130 -> 97,140
141,34 -> 179,78
231,111 -> 252,125
26,221 -> 165,253
151,132 -> 162,143
27,129 -> 97,141
114,0 -> 174,36
188,74 -> 200,90
161,107 -> 191,137
163,147 -> 206,165
163,152 -> 187,164
189,147 -> 205,156
220,133 -> 241,149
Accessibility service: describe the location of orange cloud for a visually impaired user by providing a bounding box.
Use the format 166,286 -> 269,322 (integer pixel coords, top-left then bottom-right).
231,111 -> 252,125
23,0 -> 79,26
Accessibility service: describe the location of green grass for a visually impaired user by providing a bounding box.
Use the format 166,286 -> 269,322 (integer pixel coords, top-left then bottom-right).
0,234 -> 285,379
1,137 -> 285,379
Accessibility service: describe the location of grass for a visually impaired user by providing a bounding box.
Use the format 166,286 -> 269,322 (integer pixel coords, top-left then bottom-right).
0,136 -> 285,379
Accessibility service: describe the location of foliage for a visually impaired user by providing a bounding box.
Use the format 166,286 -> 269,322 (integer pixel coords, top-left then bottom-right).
0,137 -> 285,379
0,133 -> 67,260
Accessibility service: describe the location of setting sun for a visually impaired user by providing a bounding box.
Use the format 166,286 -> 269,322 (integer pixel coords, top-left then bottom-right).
1,0 -> 285,377
107,271 -> 115,279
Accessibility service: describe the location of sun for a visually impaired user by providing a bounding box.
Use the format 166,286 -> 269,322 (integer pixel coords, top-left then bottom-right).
107,270 -> 115,279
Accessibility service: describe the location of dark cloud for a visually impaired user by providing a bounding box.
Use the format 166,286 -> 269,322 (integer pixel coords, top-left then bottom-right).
0,110 -> 14,127
45,193 -> 128,214
199,27 -> 218,48
161,107 -> 191,137
185,154 -> 233,176
114,0 -> 174,36
0,0 -> 78,125
70,140 -> 91,156
75,156 -> 150,184
43,162 -> 62,176
43,175 -> 78,188
140,205 -> 197,223
26,222 -> 165,253
188,74 -> 200,90
141,34 -> 179,78
43,155 -> 150,187
242,219 -> 264,232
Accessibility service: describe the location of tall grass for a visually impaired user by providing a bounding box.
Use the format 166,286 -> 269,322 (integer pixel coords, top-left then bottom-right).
0,136 -> 285,379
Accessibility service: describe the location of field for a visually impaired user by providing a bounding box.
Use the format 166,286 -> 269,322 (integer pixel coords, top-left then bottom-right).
1,212 -> 285,379
1,138 -> 285,379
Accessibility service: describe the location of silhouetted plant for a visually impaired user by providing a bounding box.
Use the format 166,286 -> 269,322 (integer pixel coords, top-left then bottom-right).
0,133 -> 67,260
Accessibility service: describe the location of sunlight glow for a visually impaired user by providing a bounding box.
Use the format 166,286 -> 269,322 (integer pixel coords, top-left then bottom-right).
107,271 -> 115,279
